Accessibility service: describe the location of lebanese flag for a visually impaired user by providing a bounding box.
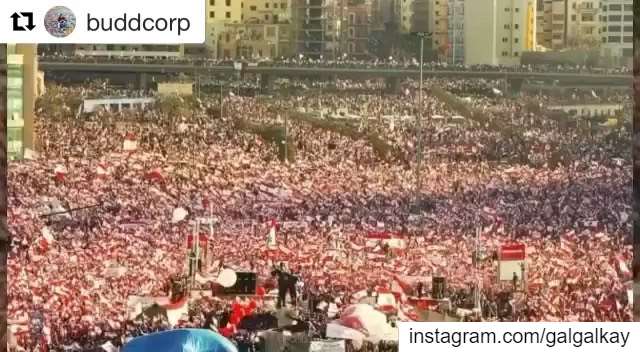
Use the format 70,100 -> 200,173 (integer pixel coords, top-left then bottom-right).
53,164 -> 67,182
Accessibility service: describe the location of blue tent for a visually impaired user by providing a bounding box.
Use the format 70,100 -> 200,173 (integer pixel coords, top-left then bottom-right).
123,329 -> 238,352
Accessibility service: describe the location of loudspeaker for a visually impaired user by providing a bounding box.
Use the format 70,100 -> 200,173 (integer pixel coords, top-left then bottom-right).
432,276 -> 446,299
223,272 -> 257,295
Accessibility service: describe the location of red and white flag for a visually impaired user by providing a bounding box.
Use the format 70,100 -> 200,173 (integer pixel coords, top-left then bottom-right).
53,164 -> 67,181
155,296 -> 189,326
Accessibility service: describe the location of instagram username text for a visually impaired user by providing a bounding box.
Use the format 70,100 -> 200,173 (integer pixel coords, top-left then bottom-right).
87,13 -> 191,35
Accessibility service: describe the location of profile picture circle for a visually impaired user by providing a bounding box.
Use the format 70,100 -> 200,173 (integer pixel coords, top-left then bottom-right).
43,6 -> 76,38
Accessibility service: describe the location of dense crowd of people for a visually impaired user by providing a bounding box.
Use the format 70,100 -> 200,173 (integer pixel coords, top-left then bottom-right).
6,75 -> 633,352
39,54 -> 631,74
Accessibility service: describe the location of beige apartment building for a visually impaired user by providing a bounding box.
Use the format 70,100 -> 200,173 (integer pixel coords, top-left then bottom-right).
536,0 -> 601,50
428,0 -> 450,60
599,0 -> 633,65
205,0 -> 243,58
216,1 -> 293,59
464,0 -> 536,66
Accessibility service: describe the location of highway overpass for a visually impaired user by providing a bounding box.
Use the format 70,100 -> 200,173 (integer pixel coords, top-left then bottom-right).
39,61 -> 632,92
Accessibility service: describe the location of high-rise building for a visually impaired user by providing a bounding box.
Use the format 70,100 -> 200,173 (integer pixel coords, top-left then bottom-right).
600,0 -> 632,65
292,0 -> 330,57
6,44 -> 37,160
206,0 -> 243,58
536,0 -> 550,48
428,0 -> 450,61
217,1 -> 293,59
536,0 -> 601,50
447,0 -> 464,64
464,0 -> 537,66
396,0 -> 429,33
340,0 -> 372,57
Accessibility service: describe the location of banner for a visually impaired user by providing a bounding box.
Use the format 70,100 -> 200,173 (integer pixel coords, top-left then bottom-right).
498,243 -> 526,281
310,340 -> 345,352
123,139 -> 138,152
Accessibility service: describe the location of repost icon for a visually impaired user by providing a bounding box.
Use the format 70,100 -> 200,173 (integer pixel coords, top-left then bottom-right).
43,6 -> 76,38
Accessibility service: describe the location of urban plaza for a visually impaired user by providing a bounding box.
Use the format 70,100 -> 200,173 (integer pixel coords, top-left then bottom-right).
1,0 -> 637,351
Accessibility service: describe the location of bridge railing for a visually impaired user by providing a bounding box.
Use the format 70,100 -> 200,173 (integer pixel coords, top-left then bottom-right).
38,56 -> 632,75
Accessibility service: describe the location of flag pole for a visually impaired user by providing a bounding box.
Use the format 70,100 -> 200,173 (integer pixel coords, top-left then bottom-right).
474,224 -> 481,313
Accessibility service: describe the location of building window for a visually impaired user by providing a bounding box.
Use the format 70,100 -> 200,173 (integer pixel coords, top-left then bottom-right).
225,0 -> 231,6
514,38 -> 519,43
250,6 -> 256,11
514,8 -> 519,12
210,11 -> 215,18
267,27 -> 276,37
608,15 -> 621,21
266,3 -> 269,8
502,37 -> 508,42
226,11 -> 231,18
623,4 -> 632,12
514,52 -> 519,56
274,3 -> 278,8
514,24 -> 519,29
608,4 -> 621,11
210,0 -> 215,5
504,24 -> 510,29
505,7 -> 510,11
607,36 -> 621,43
571,15 -> 576,21
623,25 -> 633,32
281,3 -> 286,9
608,25 -> 621,32
623,15 -> 632,22
623,36 -> 632,43
265,14 -> 269,21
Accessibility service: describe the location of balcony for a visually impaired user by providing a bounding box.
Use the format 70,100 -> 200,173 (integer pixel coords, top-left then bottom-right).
578,4 -> 598,13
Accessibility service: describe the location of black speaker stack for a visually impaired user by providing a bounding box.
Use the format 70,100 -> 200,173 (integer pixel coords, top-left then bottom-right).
222,272 -> 257,295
